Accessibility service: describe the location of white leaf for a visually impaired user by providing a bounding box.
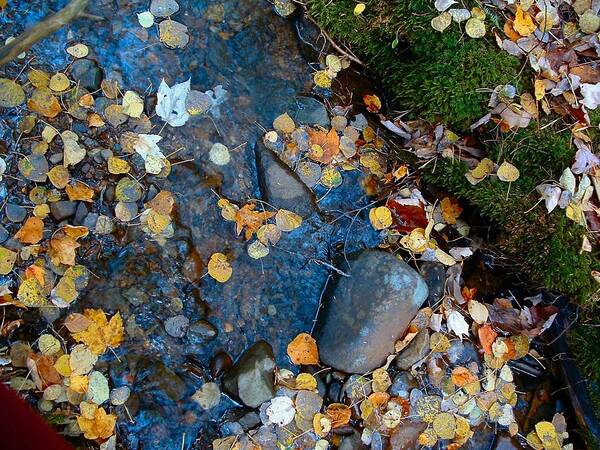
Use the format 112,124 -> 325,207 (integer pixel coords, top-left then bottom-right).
0,157 -> 6,181
559,168 -> 576,194
467,300 -> 489,325
572,146 -> 600,174
430,313 -> 443,332
449,247 -> 473,260
134,134 -> 167,174
434,0 -> 457,11
536,184 -> 561,213
156,78 -> 191,127
581,82 -> 600,109
447,310 -> 469,340
137,11 -> 155,28
266,396 -> 295,426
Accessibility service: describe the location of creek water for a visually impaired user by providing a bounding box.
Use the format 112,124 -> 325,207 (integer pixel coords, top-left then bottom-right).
2,1 -> 381,448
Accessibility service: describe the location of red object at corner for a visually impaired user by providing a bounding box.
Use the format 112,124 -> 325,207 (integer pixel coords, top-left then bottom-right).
0,382 -> 73,450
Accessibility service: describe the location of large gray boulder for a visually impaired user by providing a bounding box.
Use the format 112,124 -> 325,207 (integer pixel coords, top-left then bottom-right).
315,250 -> 428,374
223,341 -> 276,408
255,142 -> 318,217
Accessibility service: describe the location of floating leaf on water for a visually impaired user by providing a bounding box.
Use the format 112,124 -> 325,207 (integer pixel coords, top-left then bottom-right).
207,252 -> 232,283
320,166 -> 342,188
431,12 -> 453,32
71,309 -> 124,355
209,143 -> 230,165
77,405 -> 116,440
287,333 -> 319,365
156,78 -> 191,127
497,161 -> 520,182
465,17 -> 486,38
66,43 -> 89,58
0,78 -> 25,107
186,90 -> 213,115
369,206 -> 393,230
235,203 -> 276,240
247,240 -> 269,259
257,223 -> 281,245
146,191 -> 175,215
137,11 -> 155,28
122,90 -> 144,118
159,19 -> 190,49
150,0 -> 180,17
49,73 -> 70,92
296,160 -> 322,187
275,209 -> 303,232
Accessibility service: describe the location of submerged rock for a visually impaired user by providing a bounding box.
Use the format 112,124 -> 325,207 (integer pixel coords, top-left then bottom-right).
223,341 -> 276,408
287,96 -> 330,128
389,420 -> 427,449
420,261 -> 445,306
396,329 -> 429,370
315,250 -> 428,373
70,59 -> 103,92
255,142 -> 318,217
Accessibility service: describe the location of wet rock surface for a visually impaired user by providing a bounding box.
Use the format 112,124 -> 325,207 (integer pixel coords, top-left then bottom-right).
396,329 -> 430,370
255,141 -> 318,217
315,250 -> 429,373
223,341 -> 276,408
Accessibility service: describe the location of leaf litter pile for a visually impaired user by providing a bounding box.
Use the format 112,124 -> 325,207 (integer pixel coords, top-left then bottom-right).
0,0 -> 588,449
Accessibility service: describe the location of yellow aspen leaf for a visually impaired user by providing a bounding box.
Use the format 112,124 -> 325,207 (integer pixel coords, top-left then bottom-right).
207,252 -> 232,283
88,112 -> 105,128
14,217 -> 44,244
49,73 -> 70,92
217,198 -> 239,221
418,429 -> 438,447
465,18 -> 486,38
66,43 -> 89,58
353,3 -> 366,15
287,333 -> 319,365
17,277 -> 46,307
363,94 -> 381,113
77,406 -> 116,440
369,206 -> 392,230
122,90 -> 144,118
275,209 -> 303,232
71,309 -> 124,355
534,421 -> 560,450
433,412 -> 457,439
514,7 -> 537,36
70,374 -> 89,393
54,354 -> 71,377
48,165 -> 70,189
28,87 -> 61,118
146,209 -> 171,234
314,70 -> 333,89
25,264 -> 46,287
497,161 -> 520,182
313,413 -> 332,437
295,373 -> 317,390
0,246 -> 17,274
107,156 -> 131,174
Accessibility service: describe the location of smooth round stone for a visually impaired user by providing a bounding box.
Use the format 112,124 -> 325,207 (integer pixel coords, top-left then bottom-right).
5,203 -> 26,222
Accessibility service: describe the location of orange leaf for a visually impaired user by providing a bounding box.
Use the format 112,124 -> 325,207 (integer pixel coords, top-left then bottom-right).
307,127 -> 340,164
287,332 -> 319,365
326,403 -> 351,428
363,94 -> 382,113
25,264 -> 46,287
478,324 -> 497,355
234,203 -> 275,240
440,197 -> 463,225
65,181 -> 95,202
14,217 -> 44,244
145,191 -> 175,215
462,286 -> 477,301
451,366 -> 477,387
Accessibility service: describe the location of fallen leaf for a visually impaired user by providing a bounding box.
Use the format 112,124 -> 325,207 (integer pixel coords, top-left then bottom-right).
77,405 -> 116,440
514,7 -> 537,36
497,161 -> 520,182
66,43 -> 89,58
353,3 -> 365,15
307,128 -> 340,164
14,217 -> 44,244
447,310 -> 469,340
122,90 -> 144,118
478,324 -> 498,354
369,206 -> 393,230
266,396 -> 295,426
275,209 -> 303,232
326,403 -> 351,428
66,181 -> 95,202
156,78 -> 191,127
207,252 -> 232,283
287,333 -> 319,365
235,203 -> 275,240
49,233 -> 80,266
0,78 -> 25,107
468,300 -> 489,325
363,94 -> 382,113
71,309 -> 124,355
0,247 -> 17,274
440,197 -> 462,224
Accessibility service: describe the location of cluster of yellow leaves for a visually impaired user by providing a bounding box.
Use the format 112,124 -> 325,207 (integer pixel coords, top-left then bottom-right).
77,402 -> 116,440
71,309 -> 124,355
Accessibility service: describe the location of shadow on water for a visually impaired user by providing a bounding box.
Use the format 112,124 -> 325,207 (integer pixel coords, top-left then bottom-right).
1,0 -> 381,447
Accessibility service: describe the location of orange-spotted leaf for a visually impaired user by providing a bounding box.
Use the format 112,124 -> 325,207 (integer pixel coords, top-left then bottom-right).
287,332 -> 319,365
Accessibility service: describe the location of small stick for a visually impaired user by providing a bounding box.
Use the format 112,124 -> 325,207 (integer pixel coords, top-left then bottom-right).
0,0 -> 90,67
